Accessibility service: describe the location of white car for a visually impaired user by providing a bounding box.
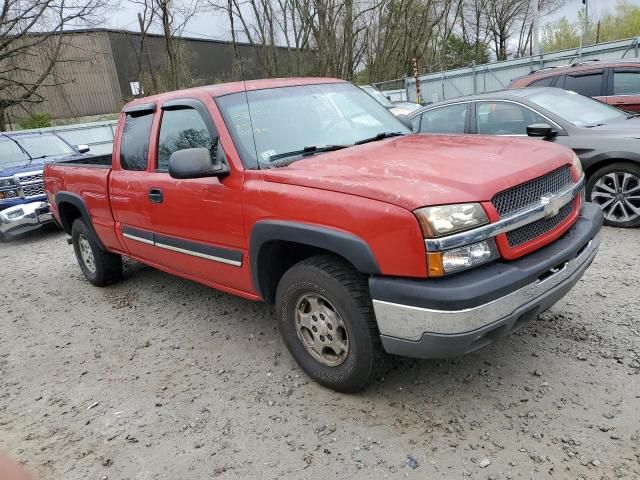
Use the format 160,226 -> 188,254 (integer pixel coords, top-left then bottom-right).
359,86 -> 420,116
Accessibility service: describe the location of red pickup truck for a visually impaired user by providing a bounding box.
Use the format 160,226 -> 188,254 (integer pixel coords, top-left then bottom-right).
44,78 -> 603,392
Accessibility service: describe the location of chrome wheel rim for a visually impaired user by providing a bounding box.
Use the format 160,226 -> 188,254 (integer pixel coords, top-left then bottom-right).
591,171 -> 640,223
78,234 -> 96,274
294,293 -> 349,367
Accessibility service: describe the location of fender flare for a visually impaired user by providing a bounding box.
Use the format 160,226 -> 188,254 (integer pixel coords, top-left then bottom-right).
55,192 -> 106,251
581,150 -> 640,175
249,220 -> 381,300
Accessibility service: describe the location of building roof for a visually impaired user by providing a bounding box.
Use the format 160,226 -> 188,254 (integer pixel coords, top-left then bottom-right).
61,27 -> 254,47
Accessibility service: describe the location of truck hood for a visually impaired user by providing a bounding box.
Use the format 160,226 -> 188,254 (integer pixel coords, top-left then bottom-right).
260,134 -> 574,210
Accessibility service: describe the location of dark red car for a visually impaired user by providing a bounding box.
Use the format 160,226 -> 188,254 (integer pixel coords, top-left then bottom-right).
510,59 -> 640,112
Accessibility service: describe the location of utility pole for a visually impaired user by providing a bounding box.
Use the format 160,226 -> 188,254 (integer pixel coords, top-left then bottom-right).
531,0 -> 539,56
412,58 -> 421,104
583,0 -> 589,45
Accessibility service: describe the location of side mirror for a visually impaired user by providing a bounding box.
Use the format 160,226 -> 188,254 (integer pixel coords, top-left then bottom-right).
526,123 -> 557,139
168,147 -> 229,179
77,144 -> 90,153
396,113 -> 413,130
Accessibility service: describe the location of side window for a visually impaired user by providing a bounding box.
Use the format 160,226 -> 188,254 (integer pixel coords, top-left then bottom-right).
564,71 -> 604,97
528,76 -> 555,87
419,104 -> 467,134
157,108 -> 215,171
476,102 -> 548,135
613,70 -> 640,95
120,112 -> 153,171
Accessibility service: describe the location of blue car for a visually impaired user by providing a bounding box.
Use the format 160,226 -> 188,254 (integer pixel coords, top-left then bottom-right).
0,132 -> 89,241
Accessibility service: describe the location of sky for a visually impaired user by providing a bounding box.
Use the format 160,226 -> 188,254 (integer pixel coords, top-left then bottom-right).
106,0 -> 640,43
553,0 -> 640,22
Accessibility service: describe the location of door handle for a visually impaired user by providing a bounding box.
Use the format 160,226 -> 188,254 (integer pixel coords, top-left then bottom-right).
148,188 -> 163,203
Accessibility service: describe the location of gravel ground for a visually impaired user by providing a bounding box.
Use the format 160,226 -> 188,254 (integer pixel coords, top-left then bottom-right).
0,226 -> 639,480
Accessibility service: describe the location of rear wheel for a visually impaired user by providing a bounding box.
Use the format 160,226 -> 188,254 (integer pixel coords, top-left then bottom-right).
276,255 -> 384,393
71,219 -> 122,286
587,162 -> 640,228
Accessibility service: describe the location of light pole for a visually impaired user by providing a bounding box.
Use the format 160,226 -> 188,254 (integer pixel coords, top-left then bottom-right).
531,0 -> 539,56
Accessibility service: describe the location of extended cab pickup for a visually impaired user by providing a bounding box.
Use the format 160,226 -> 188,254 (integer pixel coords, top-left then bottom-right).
44,78 -> 603,392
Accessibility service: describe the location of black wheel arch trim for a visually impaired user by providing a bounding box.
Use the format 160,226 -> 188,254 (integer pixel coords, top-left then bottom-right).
580,151 -> 640,178
55,192 -> 106,251
249,221 -> 381,300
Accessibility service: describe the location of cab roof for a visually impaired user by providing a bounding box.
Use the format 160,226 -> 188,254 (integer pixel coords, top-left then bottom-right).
123,77 -> 347,111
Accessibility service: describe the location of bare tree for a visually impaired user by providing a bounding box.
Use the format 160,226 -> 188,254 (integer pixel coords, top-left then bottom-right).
0,0 -> 108,129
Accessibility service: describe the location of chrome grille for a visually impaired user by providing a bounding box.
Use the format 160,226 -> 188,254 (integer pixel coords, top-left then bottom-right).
17,173 -> 43,184
506,202 -> 573,247
492,165 -> 572,216
22,184 -> 45,197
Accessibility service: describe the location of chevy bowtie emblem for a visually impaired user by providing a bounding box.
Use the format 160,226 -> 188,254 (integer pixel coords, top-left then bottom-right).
541,194 -> 563,218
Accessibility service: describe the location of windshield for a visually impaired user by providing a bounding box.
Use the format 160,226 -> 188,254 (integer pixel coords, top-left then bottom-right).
360,85 -> 393,108
0,138 -> 30,170
15,134 -> 75,159
527,89 -> 627,127
216,82 -> 409,168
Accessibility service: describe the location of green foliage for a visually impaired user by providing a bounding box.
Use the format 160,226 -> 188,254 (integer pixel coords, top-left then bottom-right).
17,112 -> 52,129
541,17 -> 581,52
443,34 -> 491,69
542,1 -> 640,53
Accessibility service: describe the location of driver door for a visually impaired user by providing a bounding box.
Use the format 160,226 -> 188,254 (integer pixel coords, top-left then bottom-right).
123,98 -> 248,292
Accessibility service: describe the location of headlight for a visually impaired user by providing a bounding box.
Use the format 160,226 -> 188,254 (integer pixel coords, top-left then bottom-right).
571,153 -> 583,177
427,239 -> 499,276
415,203 -> 489,237
0,178 -> 15,188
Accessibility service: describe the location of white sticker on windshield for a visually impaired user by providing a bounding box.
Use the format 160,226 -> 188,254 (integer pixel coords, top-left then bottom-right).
261,150 -> 276,161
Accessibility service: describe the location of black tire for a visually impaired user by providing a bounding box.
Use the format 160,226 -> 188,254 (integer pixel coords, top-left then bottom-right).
275,254 -> 385,393
586,162 -> 640,228
0,231 -> 7,243
71,219 -> 122,286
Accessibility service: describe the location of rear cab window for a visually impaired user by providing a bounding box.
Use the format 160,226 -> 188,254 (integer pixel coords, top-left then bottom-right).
120,112 -> 153,171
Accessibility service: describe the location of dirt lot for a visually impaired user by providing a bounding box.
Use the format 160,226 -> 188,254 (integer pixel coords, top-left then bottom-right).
0,226 -> 639,480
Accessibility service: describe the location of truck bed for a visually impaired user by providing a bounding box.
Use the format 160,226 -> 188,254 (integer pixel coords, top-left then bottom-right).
44,159 -> 123,252
53,153 -> 112,168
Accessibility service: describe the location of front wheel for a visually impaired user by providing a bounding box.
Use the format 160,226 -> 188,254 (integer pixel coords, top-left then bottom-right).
71,219 -> 122,286
587,162 -> 640,228
275,255 -> 385,393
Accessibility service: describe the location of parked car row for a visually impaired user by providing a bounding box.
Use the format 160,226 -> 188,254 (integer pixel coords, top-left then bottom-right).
0,132 -> 90,241
44,78 -> 601,392
510,59 -> 640,112
409,86 -> 640,228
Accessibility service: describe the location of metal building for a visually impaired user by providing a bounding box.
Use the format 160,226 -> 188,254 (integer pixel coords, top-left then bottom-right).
5,28 -> 267,125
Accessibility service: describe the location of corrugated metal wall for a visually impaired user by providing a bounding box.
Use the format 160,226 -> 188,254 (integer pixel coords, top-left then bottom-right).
399,37 -> 640,103
10,121 -> 118,155
7,32 -> 124,123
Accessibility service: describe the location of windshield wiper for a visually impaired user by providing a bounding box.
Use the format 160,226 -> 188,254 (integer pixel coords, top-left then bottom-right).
266,144 -> 348,163
354,131 -> 405,145
585,123 -> 606,128
627,113 -> 640,119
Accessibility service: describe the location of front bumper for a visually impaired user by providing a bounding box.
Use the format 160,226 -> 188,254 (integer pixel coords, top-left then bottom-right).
370,202 -> 603,359
0,201 -> 53,238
